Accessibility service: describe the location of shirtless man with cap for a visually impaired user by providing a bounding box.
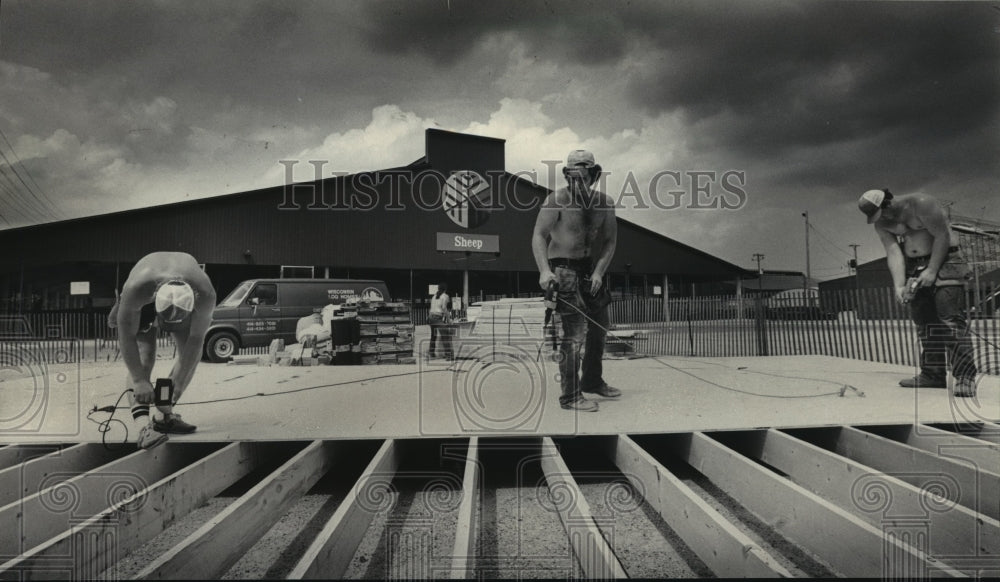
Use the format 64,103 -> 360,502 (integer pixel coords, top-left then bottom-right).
533,150 -> 620,412
858,189 -> 976,397
109,251 -> 216,448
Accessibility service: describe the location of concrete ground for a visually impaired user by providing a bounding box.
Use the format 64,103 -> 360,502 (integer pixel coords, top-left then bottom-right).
2,344 -> 998,444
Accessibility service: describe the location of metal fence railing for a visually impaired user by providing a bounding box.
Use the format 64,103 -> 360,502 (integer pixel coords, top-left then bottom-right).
607,286 -> 999,375
2,285 -> 997,374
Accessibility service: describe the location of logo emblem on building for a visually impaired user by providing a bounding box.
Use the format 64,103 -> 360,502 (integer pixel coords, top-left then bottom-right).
442,171 -> 490,229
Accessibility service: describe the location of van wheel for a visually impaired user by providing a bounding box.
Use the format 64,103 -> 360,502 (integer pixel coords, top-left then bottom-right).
206,332 -> 239,363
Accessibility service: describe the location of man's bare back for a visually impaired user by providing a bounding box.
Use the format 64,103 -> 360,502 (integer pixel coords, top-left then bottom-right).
119,252 -> 213,315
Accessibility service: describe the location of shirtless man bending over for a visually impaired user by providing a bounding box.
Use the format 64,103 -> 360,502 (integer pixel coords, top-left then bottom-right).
858,189 -> 976,396
532,150 -> 620,412
109,252 -> 217,448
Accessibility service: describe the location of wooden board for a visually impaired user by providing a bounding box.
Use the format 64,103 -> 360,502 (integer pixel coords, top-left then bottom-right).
831,426 -> 1000,519
663,432 -> 962,578
610,434 -> 790,577
0,443 -> 214,556
288,439 -> 400,580
538,437 -> 628,579
449,437 -> 480,579
725,428 -> 999,560
868,424 -> 1000,475
0,443 -> 124,508
0,442 -> 257,581
137,440 -> 340,579
0,445 -> 62,471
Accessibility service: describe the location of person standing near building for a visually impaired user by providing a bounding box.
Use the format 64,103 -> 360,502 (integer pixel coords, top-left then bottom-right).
858,188 -> 977,397
427,282 -> 453,359
532,149 -> 620,412
109,251 -> 216,448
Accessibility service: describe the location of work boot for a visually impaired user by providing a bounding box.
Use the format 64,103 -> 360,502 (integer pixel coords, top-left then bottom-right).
899,374 -> 947,389
137,425 -> 168,450
583,384 -> 622,399
153,413 -> 197,434
561,398 -> 599,412
954,376 -> 977,398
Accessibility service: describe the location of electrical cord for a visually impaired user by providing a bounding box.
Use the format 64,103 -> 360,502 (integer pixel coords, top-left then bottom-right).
554,296 -> 865,399
86,389 -> 134,451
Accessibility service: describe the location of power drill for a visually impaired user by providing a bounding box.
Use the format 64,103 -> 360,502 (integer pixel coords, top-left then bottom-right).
543,280 -> 558,350
901,266 -> 925,304
544,280 -> 558,311
154,378 -> 175,407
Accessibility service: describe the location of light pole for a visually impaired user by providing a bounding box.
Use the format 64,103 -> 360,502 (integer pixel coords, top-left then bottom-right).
849,244 -> 860,292
752,253 -> 765,294
802,211 -> 811,289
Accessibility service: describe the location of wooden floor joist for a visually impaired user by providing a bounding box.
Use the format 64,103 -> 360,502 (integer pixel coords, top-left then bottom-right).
0,444 -> 62,472
721,428 -> 999,559
0,441 -> 258,581
867,424 -> 1000,472
663,431 -> 964,578
2,423 -> 997,580
977,422 -> 1000,445
538,437 -> 628,580
828,426 -> 1000,519
609,434 -> 791,578
288,439 -> 401,580
0,443 -> 124,508
0,443 -> 216,556
449,436 -> 480,580
137,440 -> 341,580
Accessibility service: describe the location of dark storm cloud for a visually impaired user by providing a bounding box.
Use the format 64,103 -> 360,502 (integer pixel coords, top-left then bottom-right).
356,1 -> 998,160
622,2 -> 999,156
357,0 -> 631,65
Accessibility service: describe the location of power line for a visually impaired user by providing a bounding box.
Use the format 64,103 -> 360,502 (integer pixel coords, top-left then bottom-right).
808,223 -> 852,257
0,126 -> 61,219
0,163 -> 51,223
0,145 -> 58,223
0,178 -> 47,224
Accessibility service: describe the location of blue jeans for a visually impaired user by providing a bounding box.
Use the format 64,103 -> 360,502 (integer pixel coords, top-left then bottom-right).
553,264 -> 610,405
909,285 -> 976,381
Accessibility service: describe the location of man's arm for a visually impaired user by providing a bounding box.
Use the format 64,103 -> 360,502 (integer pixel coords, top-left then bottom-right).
117,283 -> 155,402
532,194 -> 558,289
913,197 -> 952,286
168,287 -> 216,400
876,227 -> 909,303
589,196 -> 617,293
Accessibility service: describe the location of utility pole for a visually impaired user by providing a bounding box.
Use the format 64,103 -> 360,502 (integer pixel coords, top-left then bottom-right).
752,253 -> 765,293
849,244 -> 860,292
802,212 -> 811,289
752,253 -> 768,356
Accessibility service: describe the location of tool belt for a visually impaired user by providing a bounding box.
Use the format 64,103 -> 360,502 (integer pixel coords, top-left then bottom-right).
905,246 -> 971,286
549,257 -> 612,313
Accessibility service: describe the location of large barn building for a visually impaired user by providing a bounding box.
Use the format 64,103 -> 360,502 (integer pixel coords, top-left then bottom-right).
0,129 -> 754,314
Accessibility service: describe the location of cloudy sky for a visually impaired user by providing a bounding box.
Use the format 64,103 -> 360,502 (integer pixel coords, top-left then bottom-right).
1,0 -> 997,280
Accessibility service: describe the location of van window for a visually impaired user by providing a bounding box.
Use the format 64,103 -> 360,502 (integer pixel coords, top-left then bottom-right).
218,280 -> 254,307
249,283 -> 278,305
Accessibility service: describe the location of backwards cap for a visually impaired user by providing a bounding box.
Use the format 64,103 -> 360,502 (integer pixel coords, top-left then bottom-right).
154,280 -> 195,323
858,189 -> 892,224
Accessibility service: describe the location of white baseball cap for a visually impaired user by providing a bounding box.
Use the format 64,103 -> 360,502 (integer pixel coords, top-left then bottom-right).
154,280 -> 195,323
858,189 -> 889,224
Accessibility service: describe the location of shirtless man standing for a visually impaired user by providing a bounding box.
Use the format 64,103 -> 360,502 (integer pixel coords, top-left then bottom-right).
109,252 -> 217,448
532,150 -> 620,411
858,189 -> 977,396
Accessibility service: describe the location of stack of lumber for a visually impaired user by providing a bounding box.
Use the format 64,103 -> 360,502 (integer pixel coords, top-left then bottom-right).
358,302 -> 415,364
